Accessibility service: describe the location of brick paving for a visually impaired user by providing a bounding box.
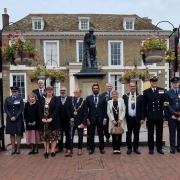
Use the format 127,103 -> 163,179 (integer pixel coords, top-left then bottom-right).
0,145 -> 180,180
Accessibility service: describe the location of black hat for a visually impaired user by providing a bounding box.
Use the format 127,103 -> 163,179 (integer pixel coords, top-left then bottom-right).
10,86 -> 19,91
170,77 -> 180,83
149,75 -> 158,82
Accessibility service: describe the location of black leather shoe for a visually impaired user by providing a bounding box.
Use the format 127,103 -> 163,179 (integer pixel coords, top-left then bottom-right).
51,152 -> 56,157
177,148 -> 180,153
100,149 -> 105,154
134,149 -> 141,154
170,150 -> 175,154
157,150 -> 164,154
44,153 -> 49,159
149,150 -> 154,155
127,149 -> 132,155
28,150 -> 35,155
89,149 -> 94,155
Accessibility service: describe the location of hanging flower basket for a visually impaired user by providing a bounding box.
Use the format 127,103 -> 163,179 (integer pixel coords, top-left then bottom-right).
143,49 -> 165,63
140,37 -> 167,64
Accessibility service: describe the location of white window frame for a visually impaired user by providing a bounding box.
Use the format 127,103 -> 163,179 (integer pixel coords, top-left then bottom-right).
108,72 -> 125,97
108,40 -> 124,67
78,17 -> 90,31
123,18 -> 135,30
43,40 -> 60,67
76,40 -> 84,62
10,73 -> 27,100
32,17 -> 44,31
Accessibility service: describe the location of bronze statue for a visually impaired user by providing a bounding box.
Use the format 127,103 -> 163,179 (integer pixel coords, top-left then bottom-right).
83,27 -> 97,69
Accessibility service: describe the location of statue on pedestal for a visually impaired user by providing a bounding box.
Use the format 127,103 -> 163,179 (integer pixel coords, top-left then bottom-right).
83,27 -> 97,70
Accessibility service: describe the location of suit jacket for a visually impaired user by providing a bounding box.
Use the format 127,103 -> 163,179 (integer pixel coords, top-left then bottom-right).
101,91 -> 112,101
38,96 -> 60,130
107,98 -> 126,133
58,96 -> 74,128
71,97 -> 86,126
143,87 -> 166,120
32,88 -> 46,100
122,93 -> 144,121
84,94 -> 107,124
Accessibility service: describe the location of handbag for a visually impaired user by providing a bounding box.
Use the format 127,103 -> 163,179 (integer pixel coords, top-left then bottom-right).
110,123 -> 124,135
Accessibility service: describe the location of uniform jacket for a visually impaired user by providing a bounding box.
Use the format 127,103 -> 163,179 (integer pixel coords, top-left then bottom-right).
143,87 -> 166,120
122,93 -> 144,121
165,88 -> 180,118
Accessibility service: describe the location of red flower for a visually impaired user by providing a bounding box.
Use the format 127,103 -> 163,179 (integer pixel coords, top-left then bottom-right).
7,33 -> 13,38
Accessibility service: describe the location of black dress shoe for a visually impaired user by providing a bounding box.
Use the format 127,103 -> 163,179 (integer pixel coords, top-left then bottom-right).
127,149 -> 132,155
177,148 -> 180,153
44,153 -> 49,159
89,149 -> 94,155
134,149 -> 141,154
170,150 -> 175,154
100,149 -> 105,154
16,149 -> 20,154
28,150 -> 35,155
157,150 -> 164,154
149,150 -> 154,155
51,152 -> 56,157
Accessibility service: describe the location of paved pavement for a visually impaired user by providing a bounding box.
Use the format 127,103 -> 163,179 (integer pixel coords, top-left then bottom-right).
0,146 -> 180,180
0,123 -> 176,180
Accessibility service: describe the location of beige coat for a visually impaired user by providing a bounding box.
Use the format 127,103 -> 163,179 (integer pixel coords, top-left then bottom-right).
107,98 -> 126,134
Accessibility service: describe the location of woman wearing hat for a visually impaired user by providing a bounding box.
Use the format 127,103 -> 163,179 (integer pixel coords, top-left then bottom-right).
4,86 -> 25,155
39,86 -> 61,159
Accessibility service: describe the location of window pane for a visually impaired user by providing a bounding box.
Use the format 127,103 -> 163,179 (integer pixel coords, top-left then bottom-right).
80,19 -> 88,30
110,75 -> 123,97
12,74 -> 25,99
78,42 -> 84,62
110,42 -> 121,65
44,42 -> 58,67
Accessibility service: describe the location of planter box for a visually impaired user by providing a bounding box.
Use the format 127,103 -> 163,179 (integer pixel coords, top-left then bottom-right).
144,49 -> 165,63
14,57 -> 33,65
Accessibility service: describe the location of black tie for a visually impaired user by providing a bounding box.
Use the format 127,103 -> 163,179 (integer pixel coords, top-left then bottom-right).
74,97 -> 78,106
108,92 -> 111,100
94,95 -> 97,103
131,93 -> 135,110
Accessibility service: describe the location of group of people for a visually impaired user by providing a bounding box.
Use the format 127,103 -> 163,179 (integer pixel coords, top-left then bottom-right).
4,75 -> 180,158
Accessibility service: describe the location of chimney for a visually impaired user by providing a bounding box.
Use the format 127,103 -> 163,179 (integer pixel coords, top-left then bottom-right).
143,17 -> 152,24
2,8 -> 9,28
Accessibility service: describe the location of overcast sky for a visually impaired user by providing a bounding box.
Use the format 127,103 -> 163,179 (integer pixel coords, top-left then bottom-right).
1,0 -> 180,30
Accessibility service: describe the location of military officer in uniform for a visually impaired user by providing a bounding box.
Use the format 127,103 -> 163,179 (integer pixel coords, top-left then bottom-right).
164,77 -> 180,153
143,76 -> 166,155
4,86 -> 24,154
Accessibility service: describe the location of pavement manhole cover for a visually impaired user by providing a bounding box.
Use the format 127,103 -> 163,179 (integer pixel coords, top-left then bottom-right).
77,157 -> 105,171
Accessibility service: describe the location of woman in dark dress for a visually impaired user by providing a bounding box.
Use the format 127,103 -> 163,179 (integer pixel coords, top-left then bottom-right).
39,86 -> 61,158
24,92 -> 40,155
4,86 -> 24,155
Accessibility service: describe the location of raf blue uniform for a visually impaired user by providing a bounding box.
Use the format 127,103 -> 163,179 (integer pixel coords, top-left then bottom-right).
165,77 -> 180,153
4,95 -> 24,135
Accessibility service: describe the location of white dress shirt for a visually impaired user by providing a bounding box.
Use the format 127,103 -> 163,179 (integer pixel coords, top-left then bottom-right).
128,92 -> 136,117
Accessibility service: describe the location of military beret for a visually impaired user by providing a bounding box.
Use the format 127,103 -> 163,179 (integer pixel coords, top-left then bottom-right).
10,86 -> 19,91
170,77 -> 180,83
149,75 -> 158,82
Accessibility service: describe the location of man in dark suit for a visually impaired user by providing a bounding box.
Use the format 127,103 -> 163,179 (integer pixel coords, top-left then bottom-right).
57,86 -> 74,157
164,77 -> 180,154
32,79 -> 46,100
123,81 -> 144,155
71,88 -> 86,155
85,83 -> 107,154
143,76 -> 166,155
101,83 -> 113,143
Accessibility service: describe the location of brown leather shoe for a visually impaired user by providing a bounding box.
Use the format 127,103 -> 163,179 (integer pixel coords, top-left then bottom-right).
78,149 -> 83,156
65,150 -> 72,157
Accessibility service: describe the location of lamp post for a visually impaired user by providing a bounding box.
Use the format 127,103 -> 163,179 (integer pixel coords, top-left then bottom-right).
154,21 -> 180,77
